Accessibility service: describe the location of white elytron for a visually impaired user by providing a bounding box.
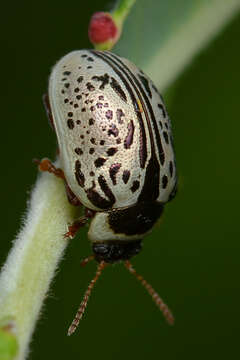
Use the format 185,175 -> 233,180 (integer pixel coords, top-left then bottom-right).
42,49 -> 177,334
48,50 -> 177,251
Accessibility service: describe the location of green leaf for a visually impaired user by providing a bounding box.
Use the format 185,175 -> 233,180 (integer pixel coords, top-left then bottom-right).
115,0 -> 240,90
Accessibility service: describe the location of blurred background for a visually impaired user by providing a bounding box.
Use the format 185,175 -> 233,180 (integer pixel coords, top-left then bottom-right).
1,1 -> 240,359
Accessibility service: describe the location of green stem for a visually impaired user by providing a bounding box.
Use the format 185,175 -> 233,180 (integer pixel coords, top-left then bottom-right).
112,0 -> 137,28
0,168 -> 79,360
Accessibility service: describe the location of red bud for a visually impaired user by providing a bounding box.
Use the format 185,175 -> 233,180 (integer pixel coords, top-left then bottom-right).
88,12 -> 118,45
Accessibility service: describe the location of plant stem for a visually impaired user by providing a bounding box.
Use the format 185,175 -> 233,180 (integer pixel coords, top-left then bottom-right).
112,0 -> 136,28
0,169 -> 79,360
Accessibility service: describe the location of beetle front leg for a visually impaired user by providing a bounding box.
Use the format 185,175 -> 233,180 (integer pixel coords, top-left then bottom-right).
64,217 -> 88,239
64,208 -> 96,239
34,158 -> 65,180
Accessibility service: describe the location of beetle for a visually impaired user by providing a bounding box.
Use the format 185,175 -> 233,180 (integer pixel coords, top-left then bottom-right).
37,50 -> 177,335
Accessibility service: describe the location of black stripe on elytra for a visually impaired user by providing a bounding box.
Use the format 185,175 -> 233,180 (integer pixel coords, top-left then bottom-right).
90,50 -> 147,169
109,163 -> 121,185
75,160 -> 85,187
124,120 -> 135,149
42,93 -> 55,131
98,51 -> 161,202
108,52 -> 165,167
86,180 -> 115,209
98,175 -> 116,205
110,77 -> 127,102
138,74 -> 152,99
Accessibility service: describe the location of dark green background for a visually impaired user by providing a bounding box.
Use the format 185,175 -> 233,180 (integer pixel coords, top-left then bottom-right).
1,1 -> 240,359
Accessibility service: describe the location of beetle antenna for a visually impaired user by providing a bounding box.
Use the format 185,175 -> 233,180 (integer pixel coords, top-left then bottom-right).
124,261 -> 174,325
67,261 -> 106,336
80,255 -> 95,267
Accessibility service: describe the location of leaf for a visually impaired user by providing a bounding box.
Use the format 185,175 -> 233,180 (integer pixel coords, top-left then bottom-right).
114,0 -> 240,90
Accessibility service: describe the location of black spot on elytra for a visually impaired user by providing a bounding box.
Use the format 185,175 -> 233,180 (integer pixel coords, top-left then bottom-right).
108,124 -> 119,137
77,76 -> 84,83
130,180 -> 140,193
109,163 -> 121,185
63,71 -> 71,76
162,175 -> 168,189
75,160 -> 85,187
116,109 -> 124,124
68,112 -> 73,117
92,73 -> 109,90
74,104 -> 79,108
86,82 -> 95,91
75,147 -> 83,155
76,120 -> 81,125
89,148 -> 95,154
74,88 -> 80,93
95,157 -> 106,168
89,118 -> 94,126
124,120 -> 134,149
67,119 -> 74,129
122,170 -> 130,184
90,138 -> 96,144
105,110 -> 113,120
110,77 -> 127,102
99,95 -> 104,100
81,54 -> 87,58
87,57 -> 94,62
107,147 -> 118,156
64,98 -> 69,103
100,140 -> 105,145
64,83 -> 70,88
76,95 -> 82,100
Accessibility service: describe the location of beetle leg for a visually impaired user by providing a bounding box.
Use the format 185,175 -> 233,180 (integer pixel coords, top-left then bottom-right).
64,208 -> 96,239
64,217 -> 88,239
34,158 -> 65,180
84,208 -> 96,218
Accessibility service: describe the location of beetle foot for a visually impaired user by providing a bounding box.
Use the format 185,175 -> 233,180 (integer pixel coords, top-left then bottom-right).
64,217 -> 88,239
33,158 -> 65,180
